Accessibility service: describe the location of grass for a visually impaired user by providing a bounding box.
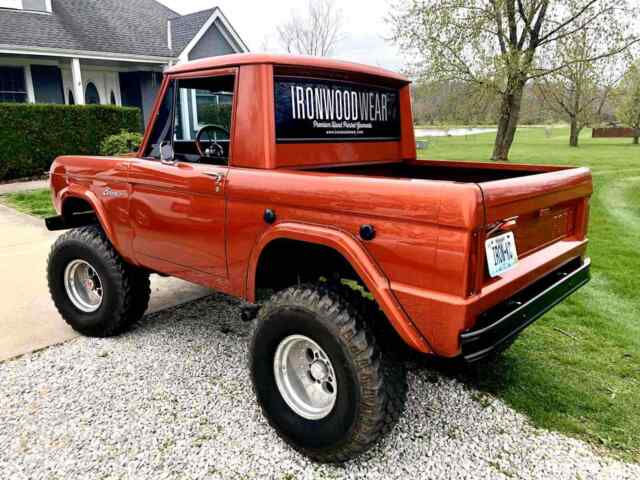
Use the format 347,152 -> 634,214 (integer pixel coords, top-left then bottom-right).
2,127 -> 638,461
1,189 -> 55,217
419,127 -> 640,462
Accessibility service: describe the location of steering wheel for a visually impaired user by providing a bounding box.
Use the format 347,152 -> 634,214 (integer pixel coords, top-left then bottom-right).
195,124 -> 229,158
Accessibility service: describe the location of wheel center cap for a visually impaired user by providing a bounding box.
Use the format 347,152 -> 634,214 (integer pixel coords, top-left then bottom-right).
84,279 -> 94,290
309,361 -> 328,381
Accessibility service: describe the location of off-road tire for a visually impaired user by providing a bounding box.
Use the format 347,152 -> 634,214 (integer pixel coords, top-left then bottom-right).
47,225 -> 148,337
326,282 -> 409,436
126,267 -> 151,327
249,283 -> 406,463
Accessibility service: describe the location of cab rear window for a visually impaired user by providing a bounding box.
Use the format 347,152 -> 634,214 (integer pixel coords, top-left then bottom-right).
274,76 -> 400,143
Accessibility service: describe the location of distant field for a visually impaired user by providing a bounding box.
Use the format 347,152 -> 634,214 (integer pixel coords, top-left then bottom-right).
419,127 -> 640,462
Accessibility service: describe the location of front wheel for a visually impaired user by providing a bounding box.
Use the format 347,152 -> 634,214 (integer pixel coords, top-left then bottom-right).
47,226 -> 150,337
249,284 -> 405,462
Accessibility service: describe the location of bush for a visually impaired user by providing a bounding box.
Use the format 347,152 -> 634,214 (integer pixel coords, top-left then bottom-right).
100,130 -> 144,156
199,104 -> 232,128
0,103 -> 141,181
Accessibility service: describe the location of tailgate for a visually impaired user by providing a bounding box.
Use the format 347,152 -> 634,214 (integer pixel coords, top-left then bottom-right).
478,167 -> 592,284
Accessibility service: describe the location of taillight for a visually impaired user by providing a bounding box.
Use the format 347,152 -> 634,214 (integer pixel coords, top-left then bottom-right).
467,230 -> 481,297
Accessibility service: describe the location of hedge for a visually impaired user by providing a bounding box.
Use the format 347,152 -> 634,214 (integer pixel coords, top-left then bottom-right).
200,104 -> 232,129
0,103 -> 141,181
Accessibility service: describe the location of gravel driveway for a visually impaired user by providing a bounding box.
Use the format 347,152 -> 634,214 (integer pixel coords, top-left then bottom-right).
1,293 -> 638,480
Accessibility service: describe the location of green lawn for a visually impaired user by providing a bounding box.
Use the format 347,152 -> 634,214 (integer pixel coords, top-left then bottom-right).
420,127 -> 640,462
1,189 -> 55,217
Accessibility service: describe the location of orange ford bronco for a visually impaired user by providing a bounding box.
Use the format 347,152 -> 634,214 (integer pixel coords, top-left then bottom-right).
45,54 -> 591,462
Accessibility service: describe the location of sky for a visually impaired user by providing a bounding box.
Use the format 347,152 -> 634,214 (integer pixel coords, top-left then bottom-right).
157,0 -> 405,71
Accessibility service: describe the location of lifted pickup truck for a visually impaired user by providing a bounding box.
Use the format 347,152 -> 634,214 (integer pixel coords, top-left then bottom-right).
46,53 -> 591,462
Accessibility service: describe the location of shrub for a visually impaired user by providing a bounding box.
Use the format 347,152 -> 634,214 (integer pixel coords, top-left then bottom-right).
0,103 -> 141,181
100,130 -> 144,156
199,104 -> 232,128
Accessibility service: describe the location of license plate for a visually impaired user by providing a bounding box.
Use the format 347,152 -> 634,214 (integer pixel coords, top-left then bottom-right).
485,232 -> 518,278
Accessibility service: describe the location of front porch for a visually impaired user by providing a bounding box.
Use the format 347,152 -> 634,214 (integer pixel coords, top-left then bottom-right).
0,54 -> 169,125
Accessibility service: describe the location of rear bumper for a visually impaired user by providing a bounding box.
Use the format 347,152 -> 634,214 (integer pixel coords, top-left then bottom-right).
460,257 -> 591,362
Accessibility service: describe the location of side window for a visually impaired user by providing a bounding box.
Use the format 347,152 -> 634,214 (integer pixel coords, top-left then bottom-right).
173,75 -> 234,164
0,66 -> 28,103
144,81 -> 175,159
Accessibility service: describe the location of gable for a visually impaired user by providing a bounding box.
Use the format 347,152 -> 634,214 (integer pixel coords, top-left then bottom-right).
176,9 -> 248,62
189,19 -> 237,61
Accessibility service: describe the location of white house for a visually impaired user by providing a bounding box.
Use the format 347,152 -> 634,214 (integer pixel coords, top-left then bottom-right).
0,0 -> 248,124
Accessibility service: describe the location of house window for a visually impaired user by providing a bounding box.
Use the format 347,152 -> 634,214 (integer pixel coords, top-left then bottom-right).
22,0 -> 48,11
85,82 -> 100,104
110,91 -> 117,105
0,66 -> 28,103
68,90 -> 75,105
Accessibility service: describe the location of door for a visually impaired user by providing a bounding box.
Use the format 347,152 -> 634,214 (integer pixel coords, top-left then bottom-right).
129,73 -> 236,282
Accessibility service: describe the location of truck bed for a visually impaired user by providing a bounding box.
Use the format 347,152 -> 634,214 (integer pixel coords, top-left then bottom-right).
299,159 -> 567,183
293,158 -> 592,323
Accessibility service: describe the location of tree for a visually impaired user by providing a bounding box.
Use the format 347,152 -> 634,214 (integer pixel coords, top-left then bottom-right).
536,24 -> 630,147
616,64 -> 640,145
389,1 -> 640,160
277,0 -> 344,57
412,80 -> 500,125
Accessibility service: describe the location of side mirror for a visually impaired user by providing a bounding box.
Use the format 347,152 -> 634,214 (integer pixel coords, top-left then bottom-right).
160,141 -> 175,164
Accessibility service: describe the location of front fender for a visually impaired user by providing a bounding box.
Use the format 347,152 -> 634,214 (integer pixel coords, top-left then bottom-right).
53,184 -> 136,265
58,185 -> 114,239
246,222 -> 431,354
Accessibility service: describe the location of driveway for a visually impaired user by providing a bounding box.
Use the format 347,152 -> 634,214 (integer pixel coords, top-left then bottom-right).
0,203 -> 210,362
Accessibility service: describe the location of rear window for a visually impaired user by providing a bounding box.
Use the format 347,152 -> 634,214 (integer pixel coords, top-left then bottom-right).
274,75 -> 400,143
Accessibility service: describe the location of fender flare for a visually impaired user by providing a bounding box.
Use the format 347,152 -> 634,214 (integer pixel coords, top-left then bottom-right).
58,185 -> 114,239
246,222 -> 431,354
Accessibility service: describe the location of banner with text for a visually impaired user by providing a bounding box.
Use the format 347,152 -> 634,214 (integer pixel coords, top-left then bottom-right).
274,77 -> 401,143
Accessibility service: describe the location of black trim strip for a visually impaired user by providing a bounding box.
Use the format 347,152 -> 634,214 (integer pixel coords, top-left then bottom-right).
45,212 -> 97,231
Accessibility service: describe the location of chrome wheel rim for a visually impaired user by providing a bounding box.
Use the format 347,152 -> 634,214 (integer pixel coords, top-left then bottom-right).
64,259 -> 103,313
273,334 -> 338,420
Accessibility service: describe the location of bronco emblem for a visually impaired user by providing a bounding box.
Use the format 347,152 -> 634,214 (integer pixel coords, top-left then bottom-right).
103,187 -> 126,198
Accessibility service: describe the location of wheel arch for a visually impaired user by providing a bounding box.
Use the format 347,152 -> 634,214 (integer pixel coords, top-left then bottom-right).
247,222 -> 431,353
58,186 -> 113,239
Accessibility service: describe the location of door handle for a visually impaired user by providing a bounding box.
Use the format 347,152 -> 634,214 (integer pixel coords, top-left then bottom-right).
203,172 -> 225,192
204,172 -> 225,182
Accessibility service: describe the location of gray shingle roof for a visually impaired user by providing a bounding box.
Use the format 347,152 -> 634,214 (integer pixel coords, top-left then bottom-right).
0,0 -> 218,58
169,8 -> 216,55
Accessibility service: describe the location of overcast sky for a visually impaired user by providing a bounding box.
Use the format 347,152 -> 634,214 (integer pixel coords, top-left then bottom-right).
157,0 -> 404,71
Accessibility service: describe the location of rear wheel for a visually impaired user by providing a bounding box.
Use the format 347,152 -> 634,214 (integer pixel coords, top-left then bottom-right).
249,283 -> 407,462
47,226 -> 149,337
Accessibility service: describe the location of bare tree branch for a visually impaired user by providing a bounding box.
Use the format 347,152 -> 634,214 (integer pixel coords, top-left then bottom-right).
538,0 -> 599,43
277,0 -> 345,57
